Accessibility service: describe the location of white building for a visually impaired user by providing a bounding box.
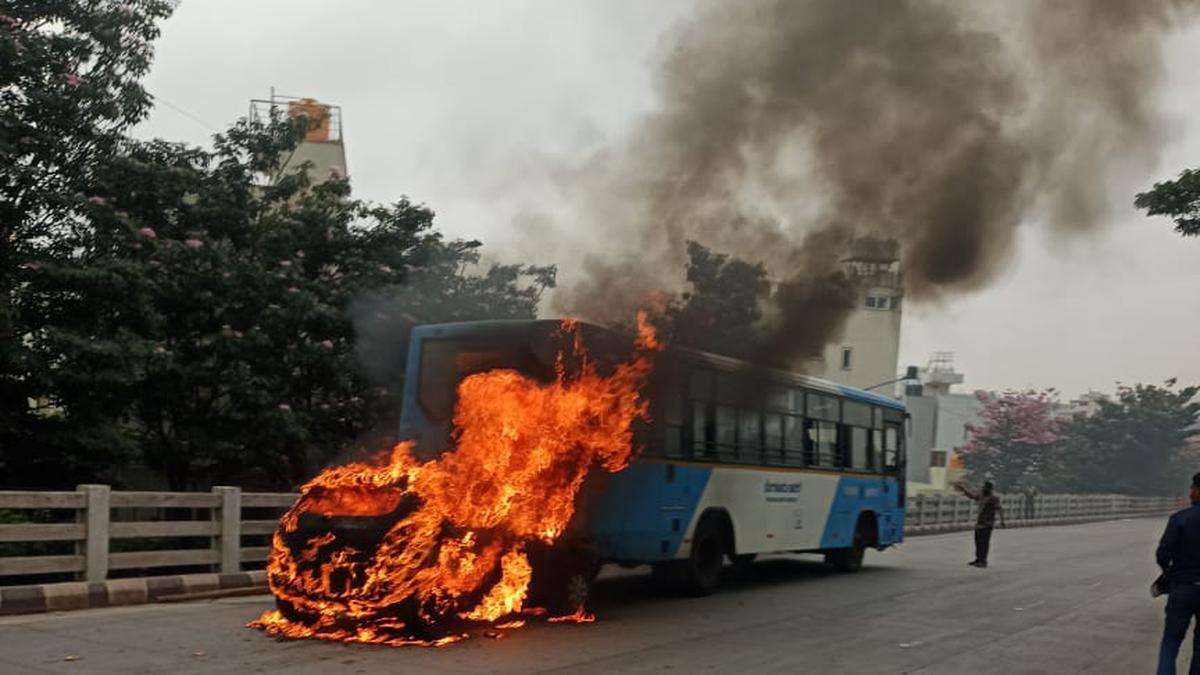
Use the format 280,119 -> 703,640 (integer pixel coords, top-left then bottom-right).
807,238 -> 904,391
904,353 -> 981,494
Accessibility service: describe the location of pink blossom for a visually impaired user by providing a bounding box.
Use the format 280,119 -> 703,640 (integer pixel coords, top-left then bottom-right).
87,195 -> 108,206
278,403 -> 292,412
63,72 -> 82,87
319,340 -> 334,350
138,227 -> 157,239
183,238 -> 204,249
295,250 -> 305,258
379,265 -> 393,274
0,15 -> 18,27
280,260 -> 292,267
153,346 -> 167,354
16,136 -> 34,145
287,286 -> 300,294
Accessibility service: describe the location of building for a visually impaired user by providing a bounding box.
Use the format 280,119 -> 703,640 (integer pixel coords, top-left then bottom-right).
807,238 -> 904,391
904,353 -> 981,494
1054,391 -> 1106,420
249,93 -> 347,186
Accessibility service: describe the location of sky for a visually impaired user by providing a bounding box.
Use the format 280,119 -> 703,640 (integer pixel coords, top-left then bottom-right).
134,0 -> 1200,399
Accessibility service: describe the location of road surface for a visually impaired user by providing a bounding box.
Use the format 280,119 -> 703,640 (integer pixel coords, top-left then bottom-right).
0,517 -> 1177,674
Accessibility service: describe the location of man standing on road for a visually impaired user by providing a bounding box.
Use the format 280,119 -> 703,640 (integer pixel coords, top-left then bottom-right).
1155,472 -> 1200,675
954,480 -> 1004,568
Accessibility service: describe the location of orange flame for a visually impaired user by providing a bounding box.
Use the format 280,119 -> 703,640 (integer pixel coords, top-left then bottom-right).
251,315 -> 659,646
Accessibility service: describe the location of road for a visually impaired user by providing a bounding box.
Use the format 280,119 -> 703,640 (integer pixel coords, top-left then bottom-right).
0,517 -> 1178,675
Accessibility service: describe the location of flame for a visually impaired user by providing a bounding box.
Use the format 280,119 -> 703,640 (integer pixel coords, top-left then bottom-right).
547,608 -> 597,624
252,315 -> 659,646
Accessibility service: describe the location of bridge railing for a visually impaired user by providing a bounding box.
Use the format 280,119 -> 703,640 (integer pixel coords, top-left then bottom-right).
0,485 -> 295,586
0,486 -> 1181,587
904,492 -> 1178,535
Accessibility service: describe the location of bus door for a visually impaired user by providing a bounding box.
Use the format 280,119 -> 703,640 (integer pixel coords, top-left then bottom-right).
879,420 -> 905,542
654,384 -> 708,558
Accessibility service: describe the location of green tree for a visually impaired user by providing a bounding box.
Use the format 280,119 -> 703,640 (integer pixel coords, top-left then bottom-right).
1135,168 -> 1200,238
1055,381 -> 1199,496
0,1 -> 174,485
14,115 -> 553,490
662,241 -> 770,359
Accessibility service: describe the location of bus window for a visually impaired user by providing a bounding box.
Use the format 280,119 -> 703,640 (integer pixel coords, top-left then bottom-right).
738,408 -> 762,463
807,420 -> 839,467
843,401 -> 871,427
715,405 -> 737,461
883,425 -> 900,470
690,369 -> 714,400
764,413 -> 784,464
784,415 -> 806,465
664,389 -> 684,458
767,387 -> 803,413
418,340 -> 546,422
872,429 -> 884,471
807,392 -> 839,421
850,427 -> 870,470
692,401 -> 713,457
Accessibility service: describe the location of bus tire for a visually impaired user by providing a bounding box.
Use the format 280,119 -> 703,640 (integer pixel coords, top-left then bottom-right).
683,516 -> 726,595
826,521 -> 868,573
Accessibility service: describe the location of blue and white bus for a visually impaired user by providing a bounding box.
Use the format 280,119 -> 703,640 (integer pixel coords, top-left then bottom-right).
400,319 -> 906,607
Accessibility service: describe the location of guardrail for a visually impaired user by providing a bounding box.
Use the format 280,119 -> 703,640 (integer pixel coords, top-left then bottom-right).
0,487 -> 1180,587
0,485 -> 295,585
904,493 -> 1178,535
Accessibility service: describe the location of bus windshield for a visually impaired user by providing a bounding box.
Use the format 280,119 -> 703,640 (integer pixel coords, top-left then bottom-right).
417,340 -> 551,422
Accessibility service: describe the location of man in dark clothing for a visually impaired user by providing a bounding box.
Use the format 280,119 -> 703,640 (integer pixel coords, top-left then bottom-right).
955,480 -> 1004,567
1155,472 -> 1200,675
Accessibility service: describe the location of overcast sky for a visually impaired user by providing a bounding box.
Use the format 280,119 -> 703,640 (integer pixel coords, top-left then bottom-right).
134,0 -> 1200,399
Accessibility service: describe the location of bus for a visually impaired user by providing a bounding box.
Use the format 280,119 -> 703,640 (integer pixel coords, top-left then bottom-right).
399,319 -> 906,610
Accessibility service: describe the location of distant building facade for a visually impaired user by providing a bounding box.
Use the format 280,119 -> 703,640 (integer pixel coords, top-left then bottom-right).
250,93 -> 347,186
904,353 -> 980,493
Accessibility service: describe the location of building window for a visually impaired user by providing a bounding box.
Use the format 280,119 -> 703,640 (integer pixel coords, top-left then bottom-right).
865,296 -> 877,309
841,348 -> 853,370
930,450 -> 947,468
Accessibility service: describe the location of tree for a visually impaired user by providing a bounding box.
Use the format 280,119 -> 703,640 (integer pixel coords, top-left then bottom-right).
8,114 -> 554,491
661,241 -> 770,359
1135,168 -> 1200,238
0,1 -> 175,484
959,390 -> 1066,491
1054,380 -> 1199,496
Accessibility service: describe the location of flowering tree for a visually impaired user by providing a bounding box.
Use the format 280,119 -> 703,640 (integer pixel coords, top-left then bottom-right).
959,390 -> 1066,491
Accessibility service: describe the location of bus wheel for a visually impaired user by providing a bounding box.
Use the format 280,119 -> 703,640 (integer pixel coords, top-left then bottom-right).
683,518 -> 726,595
826,524 -> 867,573
731,553 -> 756,575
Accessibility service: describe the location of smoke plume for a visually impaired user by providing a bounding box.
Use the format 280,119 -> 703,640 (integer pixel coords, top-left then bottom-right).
549,0 -> 1196,364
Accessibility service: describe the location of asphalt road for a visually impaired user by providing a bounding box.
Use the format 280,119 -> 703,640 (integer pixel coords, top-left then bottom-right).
0,517 -> 1178,675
